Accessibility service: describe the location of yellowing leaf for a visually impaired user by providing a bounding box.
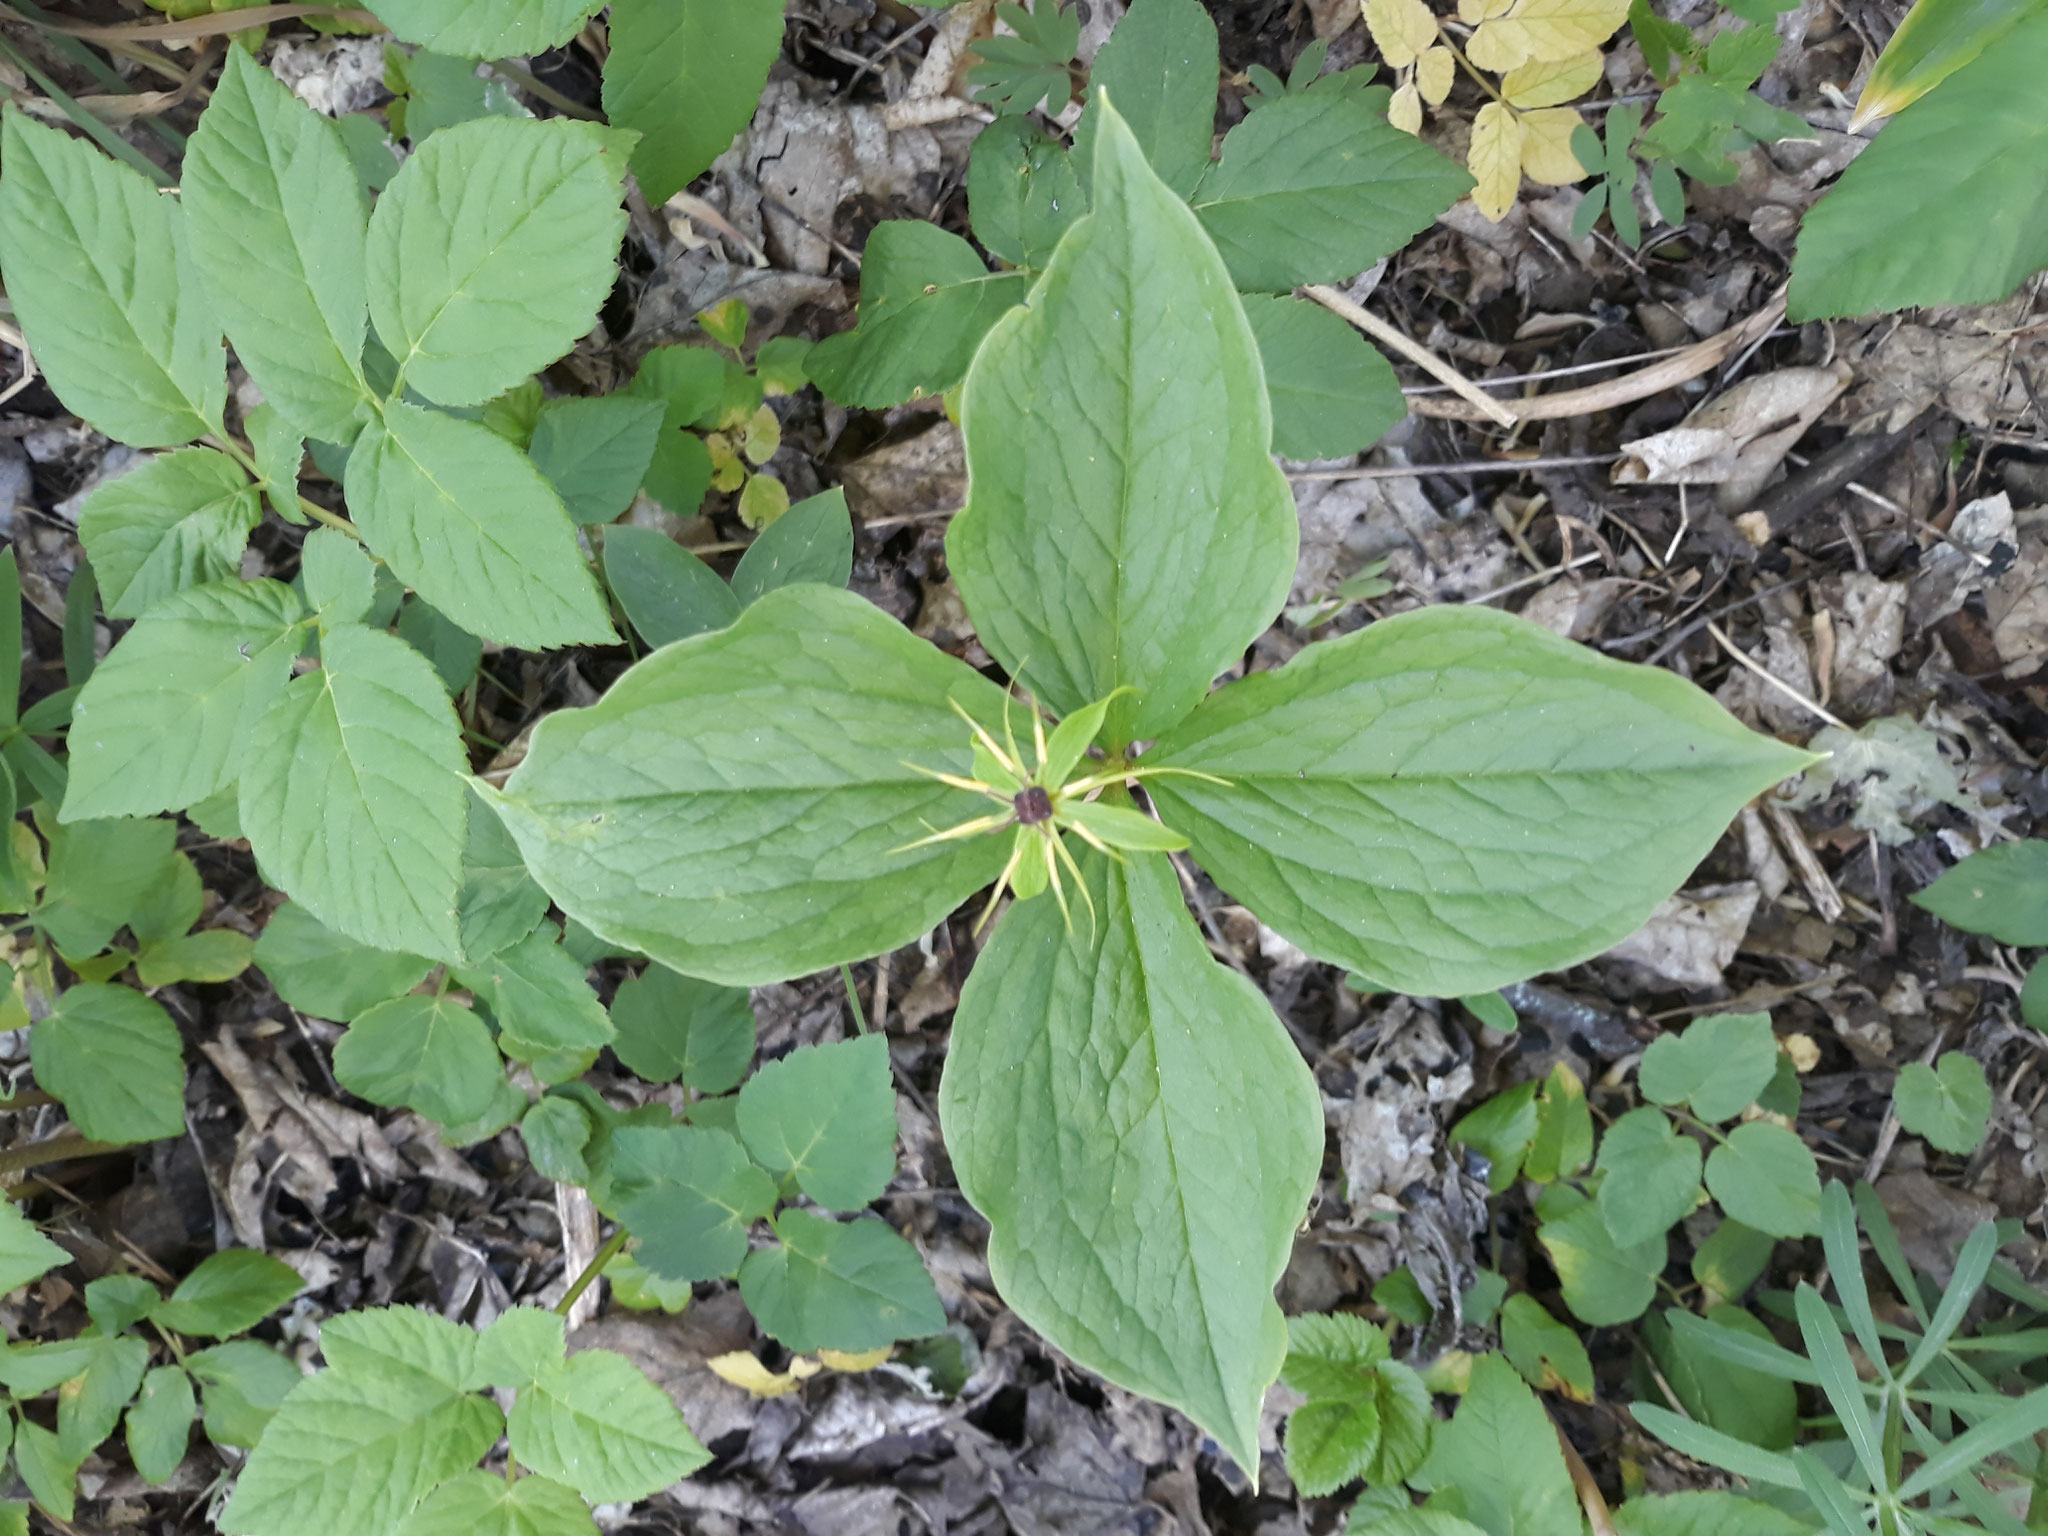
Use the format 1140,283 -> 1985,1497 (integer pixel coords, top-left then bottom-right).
1459,0 -> 1514,24
1501,48 -> 1603,107
1364,0 -> 1440,65
1471,0 -> 1629,68
818,1346 -> 894,1372
707,1351 -> 823,1398
1466,17 -> 1534,68
1389,80 -> 1425,133
1519,107 -> 1590,183
1469,101 -> 1524,220
1415,45 -> 1456,103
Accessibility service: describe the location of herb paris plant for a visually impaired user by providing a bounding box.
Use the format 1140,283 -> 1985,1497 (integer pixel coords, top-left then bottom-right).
480,99 -> 1812,1466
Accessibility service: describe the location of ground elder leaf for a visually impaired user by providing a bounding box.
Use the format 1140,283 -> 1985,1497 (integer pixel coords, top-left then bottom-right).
79,450 -> 261,620
240,622 -> 466,960
603,0 -> 786,206
736,1034 -> 896,1211
509,1349 -> 709,1504
32,983 -> 185,1144
738,1210 -> 946,1355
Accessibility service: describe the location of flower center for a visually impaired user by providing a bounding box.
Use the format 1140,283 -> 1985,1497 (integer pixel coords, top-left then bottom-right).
1013,785 -> 1054,825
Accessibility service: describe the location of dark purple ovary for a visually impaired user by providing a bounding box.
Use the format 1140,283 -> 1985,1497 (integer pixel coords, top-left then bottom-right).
1014,786 -> 1054,825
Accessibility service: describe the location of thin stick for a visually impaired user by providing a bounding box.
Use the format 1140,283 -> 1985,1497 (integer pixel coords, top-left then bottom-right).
1707,619 -> 1848,730
1287,453 -> 1618,482
1303,284 -> 1519,427
1402,344 -> 1695,394
1459,551 -> 1601,606
1404,286 -> 1791,424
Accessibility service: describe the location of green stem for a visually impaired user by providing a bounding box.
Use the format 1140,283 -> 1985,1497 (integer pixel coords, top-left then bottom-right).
554,1228 -> 629,1318
840,962 -> 870,1034
488,60 -> 600,121
207,435 -> 363,540
0,1134 -> 120,1181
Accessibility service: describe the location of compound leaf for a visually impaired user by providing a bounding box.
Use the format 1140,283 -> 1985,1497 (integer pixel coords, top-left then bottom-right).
939,847 -> 1322,1473
1190,85 -> 1472,291
240,622 -> 467,960
1240,293 -> 1406,459
154,1251 -> 304,1339
468,1308 -> 566,1393
333,992 -> 505,1127
31,982 -> 185,1144
366,116 -> 629,407
483,584 -> 1012,984
254,901 -> 434,1022
606,1123 -> 776,1281
603,0 -> 786,206
1789,10 -> 2048,320
807,222 -> 1032,408
738,1209 -> 946,1354
183,49 -> 372,441
0,109 -> 224,446
1147,605 -> 1815,998
361,0 -> 601,56
78,449 -> 262,619
508,1349 -> 710,1504
347,401 -> 615,650
63,579 -> 306,821
218,1352 -> 500,1536
736,1034 -> 896,1211
951,99 -> 1296,746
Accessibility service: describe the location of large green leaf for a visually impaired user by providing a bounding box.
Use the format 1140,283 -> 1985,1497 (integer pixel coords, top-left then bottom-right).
939,847 -> 1322,1473
1416,1355 -> 1580,1536
967,118 -> 1082,269
1595,1107 -> 1703,1248
602,0 -> 786,206
1240,293 -> 1406,460
527,395 -> 666,524
253,901 -> 433,1023
182,49 -> 372,441
1535,1185 -> 1664,1325
1703,1122 -> 1821,1238
365,116 -> 629,407
950,100 -> 1296,747
1074,0 -> 1219,198
1909,839 -> 2048,944
737,1210 -> 946,1354
483,584 -> 1011,984
34,814 -> 177,957
1853,0 -> 2044,126
63,579 -> 306,821
1611,1491 -> 1816,1536
78,450 -> 261,619
806,222 -> 1033,408
31,983 -> 186,1144
1189,86 -> 1472,291
735,1034 -> 896,1211
239,622 -> 467,960
507,1349 -> 709,1504
601,525 -> 740,648
729,488 -> 853,606
219,1359 -> 500,1535
333,993 -> 505,1128
1147,605 -> 1815,998
0,110 -> 224,447
361,0 -> 600,56
346,401 -> 615,650
1789,9 -> 2048,319
606,1123 -> 776,1281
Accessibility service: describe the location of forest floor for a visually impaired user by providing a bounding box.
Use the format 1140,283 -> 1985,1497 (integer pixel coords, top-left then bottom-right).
3,1 -> 2047,1533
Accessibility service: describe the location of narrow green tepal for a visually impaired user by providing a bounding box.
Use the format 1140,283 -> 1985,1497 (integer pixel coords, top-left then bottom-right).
949,95 -> 1297,749
939,847 -> 1323,1474
478,583 -> 1015,985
